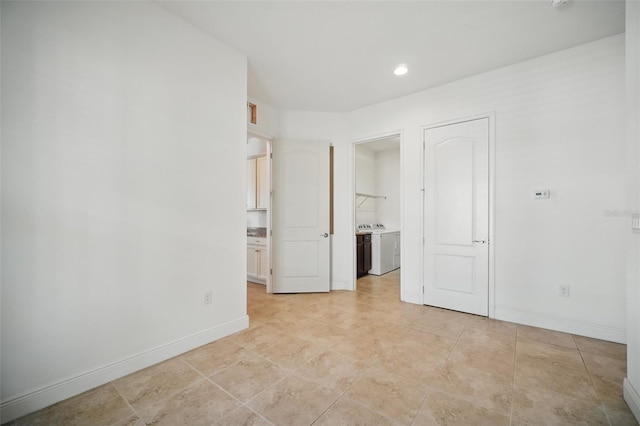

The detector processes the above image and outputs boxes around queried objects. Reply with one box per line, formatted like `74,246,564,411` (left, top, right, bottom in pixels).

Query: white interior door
423,118,489,316
272,139,330,293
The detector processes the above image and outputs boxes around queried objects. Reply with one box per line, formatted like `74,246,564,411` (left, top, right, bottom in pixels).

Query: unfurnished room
2,1,640,425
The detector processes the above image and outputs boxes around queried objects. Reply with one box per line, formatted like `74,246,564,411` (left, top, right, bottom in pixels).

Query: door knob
321,233,329,238
473,240,487,244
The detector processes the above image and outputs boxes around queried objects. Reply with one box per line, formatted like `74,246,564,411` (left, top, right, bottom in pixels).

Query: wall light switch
533,190,550,200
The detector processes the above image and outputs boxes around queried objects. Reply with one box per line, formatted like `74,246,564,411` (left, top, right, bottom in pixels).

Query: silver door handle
473,240,487,244
321,233,328,238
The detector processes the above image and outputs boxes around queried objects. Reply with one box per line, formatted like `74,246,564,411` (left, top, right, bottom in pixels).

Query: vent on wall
248,102,257,125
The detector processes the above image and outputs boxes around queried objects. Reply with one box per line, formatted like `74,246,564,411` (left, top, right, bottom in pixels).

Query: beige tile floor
8,270,638,426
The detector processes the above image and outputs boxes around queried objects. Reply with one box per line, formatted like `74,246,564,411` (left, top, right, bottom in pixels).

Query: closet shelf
355,192,387,208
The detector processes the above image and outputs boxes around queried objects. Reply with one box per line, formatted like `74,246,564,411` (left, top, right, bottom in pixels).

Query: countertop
247,227,267,237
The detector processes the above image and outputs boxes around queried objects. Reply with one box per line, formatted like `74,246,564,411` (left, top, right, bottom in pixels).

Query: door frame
351,130,404,294
421,112,496,318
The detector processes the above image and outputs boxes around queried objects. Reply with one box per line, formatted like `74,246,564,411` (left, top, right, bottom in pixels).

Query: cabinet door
247,246,258,278
257,248,269,281
247,159,257,209
356,236,364,277
256,156,269,209
363,240,372,273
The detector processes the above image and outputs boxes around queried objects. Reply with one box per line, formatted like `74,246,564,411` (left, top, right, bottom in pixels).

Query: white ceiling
158,1,625,112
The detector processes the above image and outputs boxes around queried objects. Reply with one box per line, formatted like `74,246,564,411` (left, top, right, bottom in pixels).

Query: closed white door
423,118,489,316
272,139,330,293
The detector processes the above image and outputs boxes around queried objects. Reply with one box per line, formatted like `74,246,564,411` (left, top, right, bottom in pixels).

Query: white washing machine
357,224,400,275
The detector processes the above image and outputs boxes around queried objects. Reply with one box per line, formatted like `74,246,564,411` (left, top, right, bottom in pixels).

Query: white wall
375,149,401,230
355,146,377,224
346,35,627,342
1,2,248,422
354,146,401,228
625,0,640,421
248,97,279,138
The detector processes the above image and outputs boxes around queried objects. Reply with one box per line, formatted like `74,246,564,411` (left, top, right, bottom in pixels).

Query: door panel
424,118,489,316
272,139,330,293
435,138,473,246
434,254,475,293
282,151,320,227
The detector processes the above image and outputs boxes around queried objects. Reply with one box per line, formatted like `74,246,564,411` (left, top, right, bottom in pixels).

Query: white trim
247,128,273,141
495,307,626,343
0,316,249,424
421,112,496,318
624,379,640,423
330,280,349,291
350,130,405,295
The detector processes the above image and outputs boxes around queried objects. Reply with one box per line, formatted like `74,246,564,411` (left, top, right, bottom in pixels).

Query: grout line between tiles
576,343,614,426
110,381,142,425
509,328,519,426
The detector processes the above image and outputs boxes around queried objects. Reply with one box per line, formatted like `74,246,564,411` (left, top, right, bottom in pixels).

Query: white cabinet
247,237,268,284
256,156,269,209
257,248,268,281
247,159,257,209
247,156,269,210
247,246,259,277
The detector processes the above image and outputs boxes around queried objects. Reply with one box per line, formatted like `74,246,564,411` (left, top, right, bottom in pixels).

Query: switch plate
533,190,550,200
204,290,212,305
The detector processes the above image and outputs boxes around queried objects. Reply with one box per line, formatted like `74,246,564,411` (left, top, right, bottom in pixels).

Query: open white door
423,118,489,316
272,139,330,293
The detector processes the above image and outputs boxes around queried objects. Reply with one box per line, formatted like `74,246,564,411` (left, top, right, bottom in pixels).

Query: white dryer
364,223,400,275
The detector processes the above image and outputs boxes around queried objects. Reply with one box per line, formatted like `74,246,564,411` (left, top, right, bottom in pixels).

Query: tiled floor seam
336,393,406,426
576,346,614,426
409,393,430,426
509,329,519,426
307,392,343,425
110,381,142,425
229,403,274,425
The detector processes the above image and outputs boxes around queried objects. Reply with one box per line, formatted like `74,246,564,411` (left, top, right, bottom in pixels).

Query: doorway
246,132,272,293
353,134,402,293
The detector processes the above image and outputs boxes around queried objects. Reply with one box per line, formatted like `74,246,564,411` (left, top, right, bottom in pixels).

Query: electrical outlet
559,285,570,297
204,290,212,305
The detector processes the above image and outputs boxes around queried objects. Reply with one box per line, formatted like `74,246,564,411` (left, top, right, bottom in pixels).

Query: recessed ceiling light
393,64,408,76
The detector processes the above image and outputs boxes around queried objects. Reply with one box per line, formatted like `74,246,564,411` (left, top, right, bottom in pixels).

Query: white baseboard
624,378,640,423
495,307,626,344
0,315,249,424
